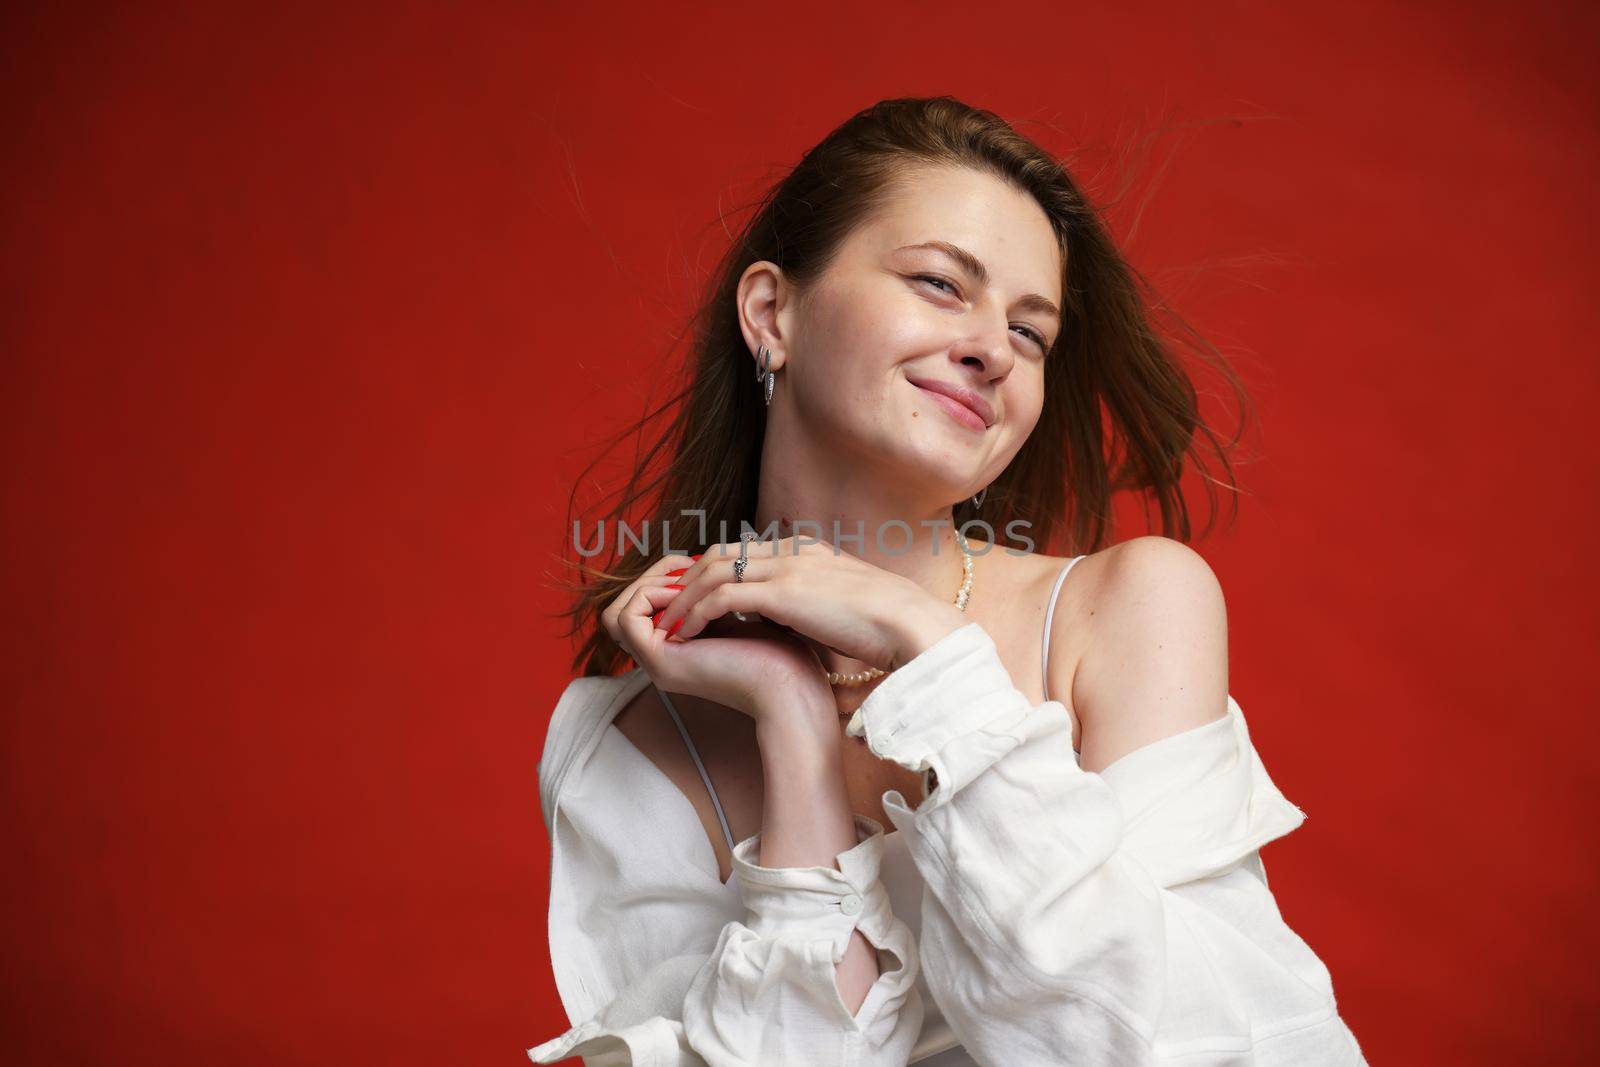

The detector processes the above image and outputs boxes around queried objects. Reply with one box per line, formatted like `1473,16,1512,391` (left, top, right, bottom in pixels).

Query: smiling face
772,164,1064,504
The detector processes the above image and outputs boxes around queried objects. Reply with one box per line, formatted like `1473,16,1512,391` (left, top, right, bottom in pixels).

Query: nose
950,314,1015,382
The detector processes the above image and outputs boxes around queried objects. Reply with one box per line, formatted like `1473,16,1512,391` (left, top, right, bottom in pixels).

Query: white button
840,894,862,916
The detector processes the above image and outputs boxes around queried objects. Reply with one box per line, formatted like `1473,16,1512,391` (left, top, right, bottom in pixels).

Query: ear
735,260,794,374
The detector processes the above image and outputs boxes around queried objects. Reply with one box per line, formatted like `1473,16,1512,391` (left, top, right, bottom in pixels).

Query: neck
750,444,976,682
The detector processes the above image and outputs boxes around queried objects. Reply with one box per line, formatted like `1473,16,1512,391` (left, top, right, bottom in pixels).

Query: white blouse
528,618,1367,1065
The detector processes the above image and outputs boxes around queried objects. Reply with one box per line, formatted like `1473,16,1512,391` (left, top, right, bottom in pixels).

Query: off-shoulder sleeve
844,621,1368,1065
527,814,924,1066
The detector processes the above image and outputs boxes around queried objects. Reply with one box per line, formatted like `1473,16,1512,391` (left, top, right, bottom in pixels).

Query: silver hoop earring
971,486,988,509
756,345,775,406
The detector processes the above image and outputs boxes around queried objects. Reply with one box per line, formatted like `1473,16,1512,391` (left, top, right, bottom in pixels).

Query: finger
622,580,684,621
601,554,698,639
657,553,775,637
617,583,685,660
674,536,786,598
658,533,795,634
668,582,770,644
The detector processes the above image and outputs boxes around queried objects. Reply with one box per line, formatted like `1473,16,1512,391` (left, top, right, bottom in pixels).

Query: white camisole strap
1042,555,1087,704
654,687,738,855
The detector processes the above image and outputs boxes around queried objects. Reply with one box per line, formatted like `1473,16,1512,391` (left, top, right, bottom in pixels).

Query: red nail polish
690,553,703,561
666,583,686,591
667,568,689,577
667,619,683,639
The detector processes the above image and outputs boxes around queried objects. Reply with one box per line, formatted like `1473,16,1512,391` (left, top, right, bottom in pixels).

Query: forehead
845,165,1063,293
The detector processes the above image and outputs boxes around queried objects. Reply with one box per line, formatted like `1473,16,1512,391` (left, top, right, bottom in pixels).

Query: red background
4,2,1597,1063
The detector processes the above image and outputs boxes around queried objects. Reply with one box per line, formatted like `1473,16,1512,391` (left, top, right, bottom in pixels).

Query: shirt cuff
729,813,895,961
843,621,1067,812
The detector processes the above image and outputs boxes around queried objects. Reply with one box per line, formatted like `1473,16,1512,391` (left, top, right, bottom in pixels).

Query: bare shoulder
1093,536,1227,613
1065,536,1231,774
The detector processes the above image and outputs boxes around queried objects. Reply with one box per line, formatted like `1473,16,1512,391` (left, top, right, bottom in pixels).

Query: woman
530,97,1367,1065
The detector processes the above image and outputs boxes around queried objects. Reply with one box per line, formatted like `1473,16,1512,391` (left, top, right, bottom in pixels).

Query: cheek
991,381,1047,455
821,275,938,355
1008,371,1047,423
805,312,925,396
799,286,882,367
842,296,924,359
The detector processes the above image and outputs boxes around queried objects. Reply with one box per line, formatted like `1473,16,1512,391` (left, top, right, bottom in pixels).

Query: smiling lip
906,376,995,430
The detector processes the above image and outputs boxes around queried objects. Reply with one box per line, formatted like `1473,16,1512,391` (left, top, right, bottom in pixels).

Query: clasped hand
600,536,968,731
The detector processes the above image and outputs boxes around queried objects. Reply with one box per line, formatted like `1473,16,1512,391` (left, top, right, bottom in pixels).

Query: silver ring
732,535,752,620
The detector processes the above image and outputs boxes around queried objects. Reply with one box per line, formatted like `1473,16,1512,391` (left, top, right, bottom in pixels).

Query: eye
913,274,959,296
1013,324,1048,349
914,274,1049,350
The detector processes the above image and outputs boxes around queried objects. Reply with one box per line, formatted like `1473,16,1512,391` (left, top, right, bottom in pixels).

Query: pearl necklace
826,531,975,688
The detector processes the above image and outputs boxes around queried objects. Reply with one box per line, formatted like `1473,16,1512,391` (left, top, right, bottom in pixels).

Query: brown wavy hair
551,96,1253,679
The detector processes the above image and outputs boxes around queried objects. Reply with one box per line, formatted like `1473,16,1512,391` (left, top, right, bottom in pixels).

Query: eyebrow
895,240,1062,322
